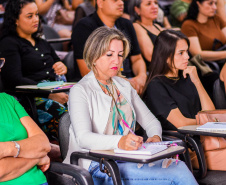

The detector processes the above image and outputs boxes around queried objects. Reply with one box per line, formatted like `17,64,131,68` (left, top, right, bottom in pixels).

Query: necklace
97,79,118,104
165,76,180,80
97,79,133,133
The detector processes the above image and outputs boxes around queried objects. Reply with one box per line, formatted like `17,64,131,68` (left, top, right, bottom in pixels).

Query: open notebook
196,122,226,131
114,143,168,155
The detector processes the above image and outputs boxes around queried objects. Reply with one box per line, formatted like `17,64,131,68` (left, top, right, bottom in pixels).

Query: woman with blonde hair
64,26,198,185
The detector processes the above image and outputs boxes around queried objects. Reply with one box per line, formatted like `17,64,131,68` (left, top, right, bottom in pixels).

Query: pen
121,119,146,149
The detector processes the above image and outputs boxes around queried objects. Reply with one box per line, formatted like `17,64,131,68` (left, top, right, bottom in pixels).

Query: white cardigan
64,71,162,170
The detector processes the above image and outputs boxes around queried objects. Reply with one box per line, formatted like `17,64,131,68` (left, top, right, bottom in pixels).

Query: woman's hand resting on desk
53,61,67,75
48,93,68,105
145,135,161,143
118,133,143,150
183,66,200,85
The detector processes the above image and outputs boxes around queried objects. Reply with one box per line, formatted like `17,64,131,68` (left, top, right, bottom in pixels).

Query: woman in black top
0,0,68,140
129,0,163,68
143,30,214,130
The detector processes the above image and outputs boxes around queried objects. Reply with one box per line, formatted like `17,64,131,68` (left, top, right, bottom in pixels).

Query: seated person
143,30,226,171
36,0,77,38
129,0,163,68
72,0,95,27
169,0,191,28
71,0,147,94
181,0,226,94
0,58,51,184
156,6,172,29
0,0,68,140
64,26,198,185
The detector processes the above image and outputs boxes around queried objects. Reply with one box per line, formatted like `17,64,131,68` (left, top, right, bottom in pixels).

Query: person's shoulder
213,14,221,20
113,76,131,86
0,35,20,45
176,0,188,5
171,0,183,8
117,17,132,24
71,72,95,92
150,76,163,83
0,93,16,103
181,19,198,32
213,14,224,23
147,76,166,89
133,22,146,34
74,13,98,29
72,13,98,41
182,19,196,27
117,17,133,28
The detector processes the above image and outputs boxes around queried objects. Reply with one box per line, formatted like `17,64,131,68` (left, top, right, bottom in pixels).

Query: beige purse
189,54,213,76
192,110,226,170
195,110,226,150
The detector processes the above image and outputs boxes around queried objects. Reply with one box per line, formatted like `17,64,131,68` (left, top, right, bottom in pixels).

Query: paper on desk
196,122,226,131
114,143,168,155
16,82,76,90
37,81,64,87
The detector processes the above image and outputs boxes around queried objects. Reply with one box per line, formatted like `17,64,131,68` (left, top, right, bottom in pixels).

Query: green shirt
170,0,190,27
0,93,47,185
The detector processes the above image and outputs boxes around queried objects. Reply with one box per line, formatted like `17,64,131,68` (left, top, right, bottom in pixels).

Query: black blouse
143,75,201,130
0,35,60,90
136,23,160,68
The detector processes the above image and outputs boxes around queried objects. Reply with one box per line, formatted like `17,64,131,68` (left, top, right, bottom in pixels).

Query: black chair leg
178,141,193,172
71,152,123,185
102,159,122,185
186,135,207,178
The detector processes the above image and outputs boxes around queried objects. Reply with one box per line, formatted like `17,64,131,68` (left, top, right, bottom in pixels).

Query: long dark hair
1,0,42,38
186,0,206,20
128,0,142,22
142,30,190,95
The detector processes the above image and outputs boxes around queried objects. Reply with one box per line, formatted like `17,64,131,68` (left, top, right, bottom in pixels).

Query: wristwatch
12,141,20,158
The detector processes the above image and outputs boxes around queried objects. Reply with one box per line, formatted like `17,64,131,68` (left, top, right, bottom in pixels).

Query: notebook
145,140,182,145
114,143,168,155
16,82,76,90
196,122,226,131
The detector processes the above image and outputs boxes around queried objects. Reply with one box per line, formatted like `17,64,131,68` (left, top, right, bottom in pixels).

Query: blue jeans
88,160,198,185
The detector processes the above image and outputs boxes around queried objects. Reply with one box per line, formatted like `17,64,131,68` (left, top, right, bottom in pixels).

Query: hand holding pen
118,133,144,151
121,119,146,149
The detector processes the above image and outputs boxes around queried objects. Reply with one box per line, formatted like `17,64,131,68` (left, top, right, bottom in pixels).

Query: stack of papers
114,143,168,155
196,122,226,131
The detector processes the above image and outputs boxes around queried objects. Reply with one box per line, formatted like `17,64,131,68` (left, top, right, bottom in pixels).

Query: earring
93,63,96,66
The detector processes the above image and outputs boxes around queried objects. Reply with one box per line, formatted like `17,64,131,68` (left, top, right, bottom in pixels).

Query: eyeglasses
0,58,5,69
